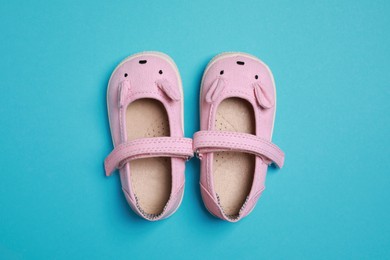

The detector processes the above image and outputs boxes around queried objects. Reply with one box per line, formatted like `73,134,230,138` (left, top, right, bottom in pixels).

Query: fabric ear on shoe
253,82,274,109
205,77,226,103
156,79,181,101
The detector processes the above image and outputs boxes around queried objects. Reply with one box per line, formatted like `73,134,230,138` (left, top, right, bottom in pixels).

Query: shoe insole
126,99,171,216
213,98,255,217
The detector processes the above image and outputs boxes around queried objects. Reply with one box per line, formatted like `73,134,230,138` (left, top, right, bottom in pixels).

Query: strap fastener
193,130,285,168
104,137,194,176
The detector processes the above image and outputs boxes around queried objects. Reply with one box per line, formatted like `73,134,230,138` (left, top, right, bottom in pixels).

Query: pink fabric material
105,51,187,221
104,137,193,176
205,77,226,103
197,52,284,222
156,79,181,101
193,130,284,168
253,82,275,109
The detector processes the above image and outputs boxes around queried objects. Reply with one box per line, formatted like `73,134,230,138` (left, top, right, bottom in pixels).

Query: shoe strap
193,130,284,168
104,137,193,176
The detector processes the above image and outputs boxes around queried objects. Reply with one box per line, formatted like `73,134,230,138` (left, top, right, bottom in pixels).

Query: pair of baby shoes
104,51,285,222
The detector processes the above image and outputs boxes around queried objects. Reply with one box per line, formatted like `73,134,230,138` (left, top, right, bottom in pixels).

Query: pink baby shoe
104,52,193,221
193,52,285,222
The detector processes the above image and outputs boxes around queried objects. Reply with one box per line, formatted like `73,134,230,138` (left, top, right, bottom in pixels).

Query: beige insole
126,99,171,216
213,98,255,217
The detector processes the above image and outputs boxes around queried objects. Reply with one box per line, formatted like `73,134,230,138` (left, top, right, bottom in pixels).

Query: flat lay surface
0,0,389,259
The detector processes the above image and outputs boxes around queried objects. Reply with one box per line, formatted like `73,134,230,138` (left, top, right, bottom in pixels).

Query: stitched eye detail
255,75,259,80
159,70,163,74
124,73,128,77
220,70,224,75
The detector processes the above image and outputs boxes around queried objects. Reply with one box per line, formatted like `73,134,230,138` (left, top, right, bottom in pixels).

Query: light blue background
1,0,389,259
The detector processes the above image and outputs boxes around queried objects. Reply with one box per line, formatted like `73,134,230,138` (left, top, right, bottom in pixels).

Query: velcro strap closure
104,137,194,176
193,130,285,168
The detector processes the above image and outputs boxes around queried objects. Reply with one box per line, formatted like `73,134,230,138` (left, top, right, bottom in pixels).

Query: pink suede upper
105,52,188,221
195,52,284,222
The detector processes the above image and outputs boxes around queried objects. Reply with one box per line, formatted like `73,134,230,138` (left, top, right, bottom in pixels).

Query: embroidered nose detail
205,77,225,103
253,82,274,109
156,79,181,101
118,80,131,108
